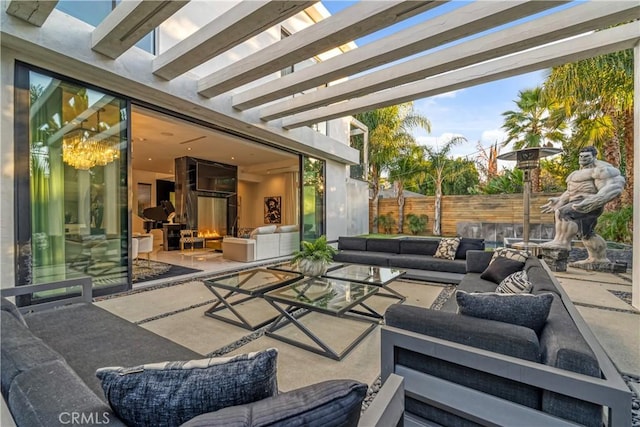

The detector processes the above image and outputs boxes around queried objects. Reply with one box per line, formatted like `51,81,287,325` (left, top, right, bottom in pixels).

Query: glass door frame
13,61,132,299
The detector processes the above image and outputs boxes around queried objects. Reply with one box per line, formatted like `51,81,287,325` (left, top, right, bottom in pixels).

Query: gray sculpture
541,146,625,265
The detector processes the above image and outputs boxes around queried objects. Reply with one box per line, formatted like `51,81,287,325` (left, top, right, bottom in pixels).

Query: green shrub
406,213,428,235
373,213,396,234
595,206,632,244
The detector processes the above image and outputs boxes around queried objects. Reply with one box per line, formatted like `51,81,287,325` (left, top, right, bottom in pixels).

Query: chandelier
62,109,120,170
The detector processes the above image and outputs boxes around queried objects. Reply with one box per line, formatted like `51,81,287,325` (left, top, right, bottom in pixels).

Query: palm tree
355,104,430,233
421,136,466,236
501,87,566,192
543,49,633,207
387,143,425,233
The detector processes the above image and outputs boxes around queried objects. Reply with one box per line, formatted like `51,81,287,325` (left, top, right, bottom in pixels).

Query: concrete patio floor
95,259,639,417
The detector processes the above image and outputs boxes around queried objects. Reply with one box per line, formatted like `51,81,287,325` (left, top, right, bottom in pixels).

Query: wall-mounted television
196,161,236,193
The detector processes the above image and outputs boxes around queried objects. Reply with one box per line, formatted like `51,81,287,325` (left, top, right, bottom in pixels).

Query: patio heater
497,147,562,251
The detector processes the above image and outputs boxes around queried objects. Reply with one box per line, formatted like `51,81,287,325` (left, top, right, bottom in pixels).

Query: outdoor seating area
1,246,637,426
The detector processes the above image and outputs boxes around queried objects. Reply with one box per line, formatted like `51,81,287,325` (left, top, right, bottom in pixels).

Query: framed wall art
264,196,281,224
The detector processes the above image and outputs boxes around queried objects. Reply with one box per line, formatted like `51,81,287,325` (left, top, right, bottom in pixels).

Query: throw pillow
490,247,530,264
96,349,278,427
480,256,525,284
433,237,461,260
249,225,278,238
182,380,368,427
456,290,554,333
496,270,533,294
276,224,299,233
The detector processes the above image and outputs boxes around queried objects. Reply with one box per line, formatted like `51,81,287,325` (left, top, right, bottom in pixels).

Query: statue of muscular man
541,146,625,264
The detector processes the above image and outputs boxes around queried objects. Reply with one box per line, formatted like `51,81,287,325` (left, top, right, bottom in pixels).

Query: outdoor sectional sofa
382,250,632,426
333,236,485,283
0,279,402,427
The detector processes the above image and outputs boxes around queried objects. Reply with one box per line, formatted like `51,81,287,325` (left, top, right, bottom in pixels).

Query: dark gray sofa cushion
24,303,203,398
1,311,64,396
456,291,553,334
8,359,124,427
385,305,541,410
539,296,602,427
388,254,466,274
182,380,367,427
386,305,541,362
337,236,367,251
399,238,440,256
455,238,485,260
526,259,560,295
333,250,389,267
366,238,400,253
465,250,494,273
96,349,278,427
1,297,27,327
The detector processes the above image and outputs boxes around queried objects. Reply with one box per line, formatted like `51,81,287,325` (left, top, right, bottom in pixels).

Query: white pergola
3,0,640,308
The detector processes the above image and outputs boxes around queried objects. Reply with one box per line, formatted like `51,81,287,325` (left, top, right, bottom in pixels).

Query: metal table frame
203,269,301,330
263,278,382,360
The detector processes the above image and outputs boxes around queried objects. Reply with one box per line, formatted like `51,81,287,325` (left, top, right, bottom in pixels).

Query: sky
320,1,559,161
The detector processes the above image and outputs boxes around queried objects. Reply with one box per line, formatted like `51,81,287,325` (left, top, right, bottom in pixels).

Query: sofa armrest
466,250,493,273
358,374,404,427
380,325,632,427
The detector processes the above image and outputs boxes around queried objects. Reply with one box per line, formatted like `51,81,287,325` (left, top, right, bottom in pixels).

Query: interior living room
130,106,303,270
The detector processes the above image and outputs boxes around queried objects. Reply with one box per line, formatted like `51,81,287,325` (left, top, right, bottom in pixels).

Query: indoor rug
133,260,202,283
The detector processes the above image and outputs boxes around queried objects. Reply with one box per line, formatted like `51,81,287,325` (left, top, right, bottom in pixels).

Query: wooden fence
371,193,561,237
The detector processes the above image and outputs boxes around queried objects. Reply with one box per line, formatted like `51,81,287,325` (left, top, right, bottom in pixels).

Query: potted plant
291,235,337,276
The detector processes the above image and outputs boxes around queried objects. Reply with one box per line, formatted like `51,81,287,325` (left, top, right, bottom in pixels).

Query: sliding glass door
301,157,325,241
15,65,129,300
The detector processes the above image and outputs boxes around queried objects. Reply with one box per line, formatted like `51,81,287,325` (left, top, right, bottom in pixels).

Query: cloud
479,129,507,145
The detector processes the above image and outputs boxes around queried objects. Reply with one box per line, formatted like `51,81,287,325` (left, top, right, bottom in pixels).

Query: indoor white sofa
222,225,300,262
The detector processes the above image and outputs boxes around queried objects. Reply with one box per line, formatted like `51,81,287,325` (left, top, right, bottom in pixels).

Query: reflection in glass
25,69,128,297
302,157,325,242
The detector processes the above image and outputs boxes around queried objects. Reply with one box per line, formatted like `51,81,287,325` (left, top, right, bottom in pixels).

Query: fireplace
197,196,227,239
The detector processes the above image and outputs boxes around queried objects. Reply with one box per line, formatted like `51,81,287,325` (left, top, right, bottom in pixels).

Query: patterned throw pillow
490,247,530,264
433,237,461,260
496,270,533,294
96,349,278,427
456,291,553,333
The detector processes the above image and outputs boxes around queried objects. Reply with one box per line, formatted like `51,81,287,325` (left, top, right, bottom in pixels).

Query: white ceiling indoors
131,107,298,179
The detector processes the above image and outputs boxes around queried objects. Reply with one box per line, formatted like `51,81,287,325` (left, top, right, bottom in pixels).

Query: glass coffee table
263,277,381,360
322,264,406,302
203,268,302,330
267,261,344,274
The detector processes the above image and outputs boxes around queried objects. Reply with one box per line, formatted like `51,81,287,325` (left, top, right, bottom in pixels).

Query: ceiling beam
197,0,446,98
152,1,315,81
92,0,189,59
233,0,566,111
263,1,639,121
281,23,640,129
5,0,58,27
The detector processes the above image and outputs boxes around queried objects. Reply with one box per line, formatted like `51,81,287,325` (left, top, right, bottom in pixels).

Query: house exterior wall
0,5,367,288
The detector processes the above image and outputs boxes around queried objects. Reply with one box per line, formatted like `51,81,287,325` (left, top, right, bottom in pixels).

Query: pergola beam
233,0,565,111
197,0,445,98
264,1,639,122
281,23,640,129
5,0,58,27
152,1,315,81
92,0,189,59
